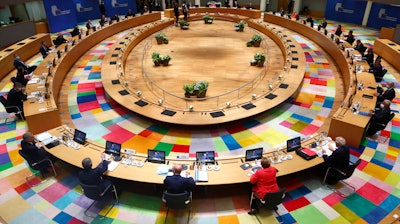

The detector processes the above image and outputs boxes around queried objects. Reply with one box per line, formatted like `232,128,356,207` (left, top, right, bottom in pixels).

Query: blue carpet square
70,80,79,84
287,185,312,200
221,135,242,150
6,137,16,143
371,158,393,170
366,140,378,149
362,206,388,224
100,103,112,111
77,94,97,104
322,97,334,108
53,191,80,210
59,173,80,189
71,113,82,119
291,114,313,123
380,194,400,212
53,211,73,224
88,72,101,80
389,139,400,148
243,119,261,129
84,66,93,70
20,188,36,200
281,213,296,224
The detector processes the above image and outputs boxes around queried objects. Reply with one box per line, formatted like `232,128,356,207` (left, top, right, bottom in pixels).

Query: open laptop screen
147,149,166,164
105,141,121,156
287,137,301,152
245,148,263,161
196,151,215,164
73,129,86,145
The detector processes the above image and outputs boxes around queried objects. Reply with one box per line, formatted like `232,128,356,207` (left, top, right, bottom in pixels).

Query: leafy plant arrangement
155,33,169,44
161,55,171,66
152,52,161,66
251,52,266,67
178,20,190,30
183,83,195,97
203,14,215,24
183,81,209,98
235,20,246,32
247,34,262,47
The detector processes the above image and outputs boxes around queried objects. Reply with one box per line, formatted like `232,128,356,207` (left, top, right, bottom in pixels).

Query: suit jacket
78,160,109,186
354,42,366,54
40,45,49,58
21,140,48,164
378,88,395,102
323,145,350,172
71,27,80,37
363,53,374,66
164,174,195,194
250,166,279,199
369,64,383,77
13,58,28,70
346,35,355,45
373,107,391,123
335,29,342,36
321,21,327,28
7,88,27,110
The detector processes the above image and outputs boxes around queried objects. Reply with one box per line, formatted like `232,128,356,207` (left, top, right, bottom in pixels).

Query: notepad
194,169,208,182
108,161,120,171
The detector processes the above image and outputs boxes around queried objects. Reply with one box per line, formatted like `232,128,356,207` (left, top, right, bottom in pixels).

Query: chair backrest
18,149,38,170
342,159,362,179
163,191,190,210
80,182,104,200
262,187,286,209
0,95,7,107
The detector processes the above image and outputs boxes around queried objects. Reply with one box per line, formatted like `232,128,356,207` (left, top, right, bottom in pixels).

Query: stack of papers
194,169,208,182
107,161,119,171
27,78,39,85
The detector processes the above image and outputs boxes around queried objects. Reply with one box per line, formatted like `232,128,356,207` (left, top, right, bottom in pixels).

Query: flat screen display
73,129,86,145
147,149,166,164
287,137,301,152
105,141,121,156
196,151,215,164
245,148,263,161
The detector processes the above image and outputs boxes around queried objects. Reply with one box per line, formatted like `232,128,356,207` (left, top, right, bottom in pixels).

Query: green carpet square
290,204,329,223
341,193,376,217
154,142,173,156
332,202,360,223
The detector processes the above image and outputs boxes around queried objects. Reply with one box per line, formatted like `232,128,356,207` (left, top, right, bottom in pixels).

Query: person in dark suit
6,82,27,119
363,47,374,66
322,136,350,185
376,82,396,103
39,41,51,58
53,33,67,46
366,99,392,135
306,15,314,28
99,0,106,15
368,57,384,81
288,0,294,13
164,164,195,198
70,25,80,37
100,14,107,27
345,30,355,45
353,39,366,54
321,18,327,29
334,24,342,36
173,0,179,25
248,157,279,215
13,55,37,74
21,132,56,174
125,9,134,18
79,155,113,192
14,67,30,86
111,13,120,22
182,1,188,21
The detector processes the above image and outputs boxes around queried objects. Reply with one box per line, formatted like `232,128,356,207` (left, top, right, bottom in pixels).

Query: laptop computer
287,137,301,152
147,149,166,164
196,151,215,164
245,148,263,161
73,129,86,145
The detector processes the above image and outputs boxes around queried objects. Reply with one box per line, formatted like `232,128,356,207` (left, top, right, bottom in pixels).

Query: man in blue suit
164,164,195,197
13,55,37,74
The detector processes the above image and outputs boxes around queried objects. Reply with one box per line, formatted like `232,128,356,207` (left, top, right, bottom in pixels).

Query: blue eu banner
74,0,100,23
325,0,366,25
367,3,400,29
104,0,136,17
44,0,77,33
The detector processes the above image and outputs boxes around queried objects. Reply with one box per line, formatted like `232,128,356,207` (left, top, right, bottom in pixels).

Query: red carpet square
356,183,389,205
172,144,190,153
322,193,344,206
14,182,31,194
283,196,310,212
103,125,135,143
38,182,70,203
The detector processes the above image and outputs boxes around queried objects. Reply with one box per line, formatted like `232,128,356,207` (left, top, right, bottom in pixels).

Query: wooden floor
124,20,285,110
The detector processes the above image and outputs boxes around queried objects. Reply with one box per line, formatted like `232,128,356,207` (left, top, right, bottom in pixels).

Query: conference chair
0,95,24,123
375,68,388,83
162,191,192,224
368,112,395,143
80,182,119,219
18,150,57,187
249,188,286,224
323,159,362,197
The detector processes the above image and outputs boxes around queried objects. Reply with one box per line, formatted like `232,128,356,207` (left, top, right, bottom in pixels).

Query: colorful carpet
0,19,400,224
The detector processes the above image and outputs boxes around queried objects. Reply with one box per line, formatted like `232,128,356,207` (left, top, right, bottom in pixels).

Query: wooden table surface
164,7,262,19
374,38,400,72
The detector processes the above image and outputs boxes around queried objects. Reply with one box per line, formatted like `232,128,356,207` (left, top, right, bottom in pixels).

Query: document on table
108,161,120,171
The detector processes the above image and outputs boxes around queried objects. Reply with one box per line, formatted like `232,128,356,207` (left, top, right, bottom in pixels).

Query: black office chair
80,182,119,219
0,95,24,123
368,112,395,143
374,68,388,82
250,188,286,224
323,159,362,197
18,150,57,186
162,191,192,224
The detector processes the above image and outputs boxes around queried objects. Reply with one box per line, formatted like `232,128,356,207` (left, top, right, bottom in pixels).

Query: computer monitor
196,151,215,164
147,149,166,164
287,137,301,152
105,141,121,156
245,148,263,161
73,129,86,145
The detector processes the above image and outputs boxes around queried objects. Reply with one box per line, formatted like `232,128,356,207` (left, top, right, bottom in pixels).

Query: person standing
182,1,188,21
173,0,180,25
248,157,279,215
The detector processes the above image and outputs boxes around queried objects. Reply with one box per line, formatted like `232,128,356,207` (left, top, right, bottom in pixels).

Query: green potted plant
155,33,167,45
251,34,262,47
203,14,215,24
235,20,246,32
253,52,266,67
161,55,171,66
246,41,253,47
179,20,190,30
152,52,160,66
194,81,209,98
183,83,194,98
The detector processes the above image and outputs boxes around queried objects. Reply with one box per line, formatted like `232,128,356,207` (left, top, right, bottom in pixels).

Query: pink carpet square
280,121,293,128
357,160,368,170
78,101,100,112
0,144,6,153
103,126,135,143
38,182,70,203
300,124,319,135
77,83,96,92
68,217,87,224
369,177,394,193
322,193,344,206
283,196,310,212
356,182,389,205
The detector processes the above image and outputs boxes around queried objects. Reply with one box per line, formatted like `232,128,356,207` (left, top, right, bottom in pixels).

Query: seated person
39,41,51,58
376,82,396,103
279,7,285,16
232,0,239,8
70,24,80,37
322,136,350,185
362,47,374,66
125,9,134,18
13,54,37,74
345,30,355,44
14,66,30,86
100,15,107,27
86,20,95,32
164,164,195,198
6,82,27,119
53,33,67,46
79,155,113,192
306,15,314,28
290,11,297,19
111,13,120,22
248,157,279,215
353,39,366,54
368,57,384,80
320,18,327,29
366,99,392,136
21,132,56,174
334,24,342,36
